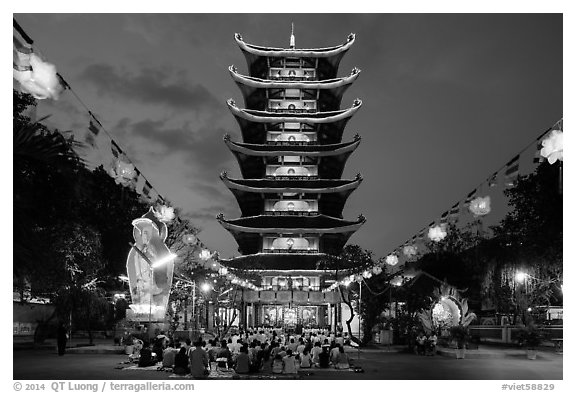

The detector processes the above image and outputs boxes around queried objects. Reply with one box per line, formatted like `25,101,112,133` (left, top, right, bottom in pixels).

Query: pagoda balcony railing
266,141,317,146
267,108,318,114
267,76,318,82
262,248,319,254
260,285,321,292
265,175,318,181
264,211,318,216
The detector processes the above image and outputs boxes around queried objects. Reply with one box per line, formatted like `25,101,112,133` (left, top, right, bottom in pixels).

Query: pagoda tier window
268,99,317,113
266,165,318,179
267,122,315,132
266,156,315,165
268,67,316,81
263,236,319,254
264,199,318,215
267,132,316,144
262,276,320,292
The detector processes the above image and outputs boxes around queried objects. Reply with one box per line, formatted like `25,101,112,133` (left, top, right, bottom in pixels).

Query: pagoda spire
289,22,295,49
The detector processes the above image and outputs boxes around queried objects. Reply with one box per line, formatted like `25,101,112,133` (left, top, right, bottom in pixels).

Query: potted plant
516,325,543,360
449,324,470,359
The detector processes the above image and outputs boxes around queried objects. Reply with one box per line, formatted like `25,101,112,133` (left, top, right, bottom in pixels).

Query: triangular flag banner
504,155,520,187
89,119,100,136
440,211,448,224
533,141,544,164
449,202,460,221
111,140,122,158
465,189,477,205
488,172,499,187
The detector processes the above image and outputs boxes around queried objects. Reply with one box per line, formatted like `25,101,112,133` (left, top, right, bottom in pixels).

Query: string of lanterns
377,119,562,270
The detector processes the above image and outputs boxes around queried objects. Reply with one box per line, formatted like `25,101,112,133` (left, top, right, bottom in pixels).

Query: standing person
57,322,68,356
189,340,209,378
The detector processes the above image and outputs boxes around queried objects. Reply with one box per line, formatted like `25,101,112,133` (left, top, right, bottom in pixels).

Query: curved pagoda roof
217,213,365,255
235,33,356,80
224,134,361,179
229,65,360,111
220,253,329,271
227,98,362,145
220,173,362,218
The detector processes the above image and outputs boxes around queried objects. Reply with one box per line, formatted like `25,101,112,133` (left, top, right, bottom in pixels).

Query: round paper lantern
182,233,197,245
13,53,64,100
403,245,417,258
428,225,447,242
199,249,211,261
469,196,491,216
385,254,399,266
154,205,176,223
540,130,563,164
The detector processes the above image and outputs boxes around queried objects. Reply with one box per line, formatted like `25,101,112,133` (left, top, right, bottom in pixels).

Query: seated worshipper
299,348,313,369
138,341,156,367
296,338,306,355
329,344,341,367
415,332,426,355
128,338,143,362
189,340,210,378
234,345,251,374
272,354,284,374
282,349,299,374
319,346,331,368
152,337,164,363
311,341,322,366
334,345,350,369
162,343,178,369
260,345,273,373
173,347,190,375
208,340,220,364
217,340,233,369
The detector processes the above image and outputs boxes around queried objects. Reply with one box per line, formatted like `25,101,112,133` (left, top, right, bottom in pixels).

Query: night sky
12,13,563,262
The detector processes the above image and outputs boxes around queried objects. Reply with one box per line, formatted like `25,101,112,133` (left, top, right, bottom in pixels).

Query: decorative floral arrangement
540,129,563,164
469,196,491,216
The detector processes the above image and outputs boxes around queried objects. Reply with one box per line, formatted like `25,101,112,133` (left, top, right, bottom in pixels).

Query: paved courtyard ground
12,345,563,381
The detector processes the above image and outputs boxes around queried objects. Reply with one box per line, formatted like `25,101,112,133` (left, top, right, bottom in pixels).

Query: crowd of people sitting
125,328,354,377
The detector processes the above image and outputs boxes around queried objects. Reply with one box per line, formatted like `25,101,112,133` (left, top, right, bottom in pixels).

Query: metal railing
262,248,319,254
263,211,318,216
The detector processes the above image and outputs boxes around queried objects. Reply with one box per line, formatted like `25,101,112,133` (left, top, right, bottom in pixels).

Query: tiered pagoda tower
218,30,364,330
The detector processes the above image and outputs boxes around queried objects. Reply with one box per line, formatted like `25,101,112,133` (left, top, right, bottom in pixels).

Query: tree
317,244,375,345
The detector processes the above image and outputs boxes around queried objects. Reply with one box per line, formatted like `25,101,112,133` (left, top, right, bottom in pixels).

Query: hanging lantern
199,249,211,261
403,245,417,258
211,262,220,272
469,196,491,216
226,273,234,281
355,274,363,283
372,265,383,275
154,205,176,223
109,159,136,186
386,254,399,266
182,233,197,245
540,130,563,164
428,224,447,242
13,53,64,100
